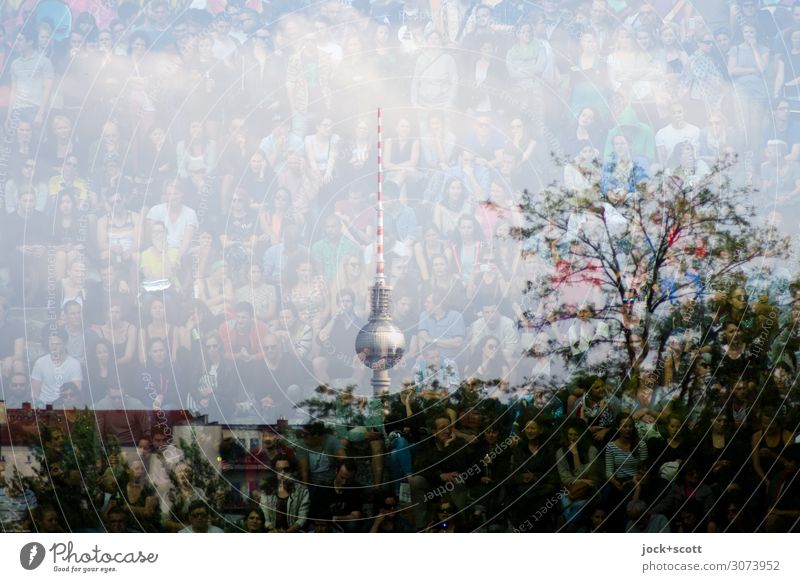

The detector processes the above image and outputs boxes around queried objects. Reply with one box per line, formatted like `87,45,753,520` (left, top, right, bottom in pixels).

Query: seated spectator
260,455,310,533
467,301,519,362
417,290,466,361
138,297,179,365
195,260,235,324
600,133,649,197
235,263,277,323
311,214,360,283
188,331,240,424
314,459,364,532
178,500,223,533
146,183,198,259
0,296,25,383
92,297,137,369
137,338,183,410
413,342,460,395
4,158,47,214
314,289,367,388
31,328,83,406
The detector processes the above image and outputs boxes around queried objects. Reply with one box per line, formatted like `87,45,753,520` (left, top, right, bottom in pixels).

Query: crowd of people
2,0,800,533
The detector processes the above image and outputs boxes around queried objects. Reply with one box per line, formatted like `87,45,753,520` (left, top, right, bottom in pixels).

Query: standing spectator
6,26,54,128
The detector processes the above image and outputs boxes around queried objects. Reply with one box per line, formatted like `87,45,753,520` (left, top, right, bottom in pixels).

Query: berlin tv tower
355,108,406,396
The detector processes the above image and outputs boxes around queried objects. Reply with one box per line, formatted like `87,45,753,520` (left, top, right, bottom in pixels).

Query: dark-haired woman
557,418,601,527
260,455,310,533
242,506,267,533
508,417,561,532
603,414,648,531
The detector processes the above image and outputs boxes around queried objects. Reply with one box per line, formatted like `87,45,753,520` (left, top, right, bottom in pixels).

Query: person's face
151,225,166,246
41,510,61,532
318,118,333,136
236,310,253,331
713,415,728,433
149,342,167,365
59,194,74,215
742,26,757,42
437,502,453,521
10,374,28,398
107,513,127,532
150,300,164,321
48,336,65,357
482,305,499,327
579,32,598,54
432,257,447,277
613,136,629,158
774,366,788,388
434,418,452,444
395,119,412,139
18,192,35,216
776,101,791,121
249,153,266,173
730,288,747,310
94,343,112,368
715,32,730,54
324,217,340,238
523,420,541,440
447,179,463,200
742,1,757,16
263,338,281,359
458,219,474,239
167,187,183,207
334,464,353,487
189,507,210,530
590,382,605,400
660,27,676,46
22,159,35,178
339,289,355,310
517,25,532,43
17,122,32,143
245,511,264,531
667,418,681,438
296,262,312,281
54,118,71,141
578,307,591,321
619,420,633,438
671,105,685,125
65,304,82,327
635,31,652,50
590,1,606,22
591,509,607,529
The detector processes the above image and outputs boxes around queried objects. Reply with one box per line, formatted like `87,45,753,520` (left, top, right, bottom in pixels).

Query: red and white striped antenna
376,107,385,282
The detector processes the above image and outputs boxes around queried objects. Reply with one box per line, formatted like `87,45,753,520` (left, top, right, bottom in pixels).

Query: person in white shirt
31,328,82,406
146,184,198,259
468,302,520,362
655,103,700,164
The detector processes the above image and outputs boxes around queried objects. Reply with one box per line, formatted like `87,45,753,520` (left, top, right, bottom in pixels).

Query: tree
512,154,790,397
